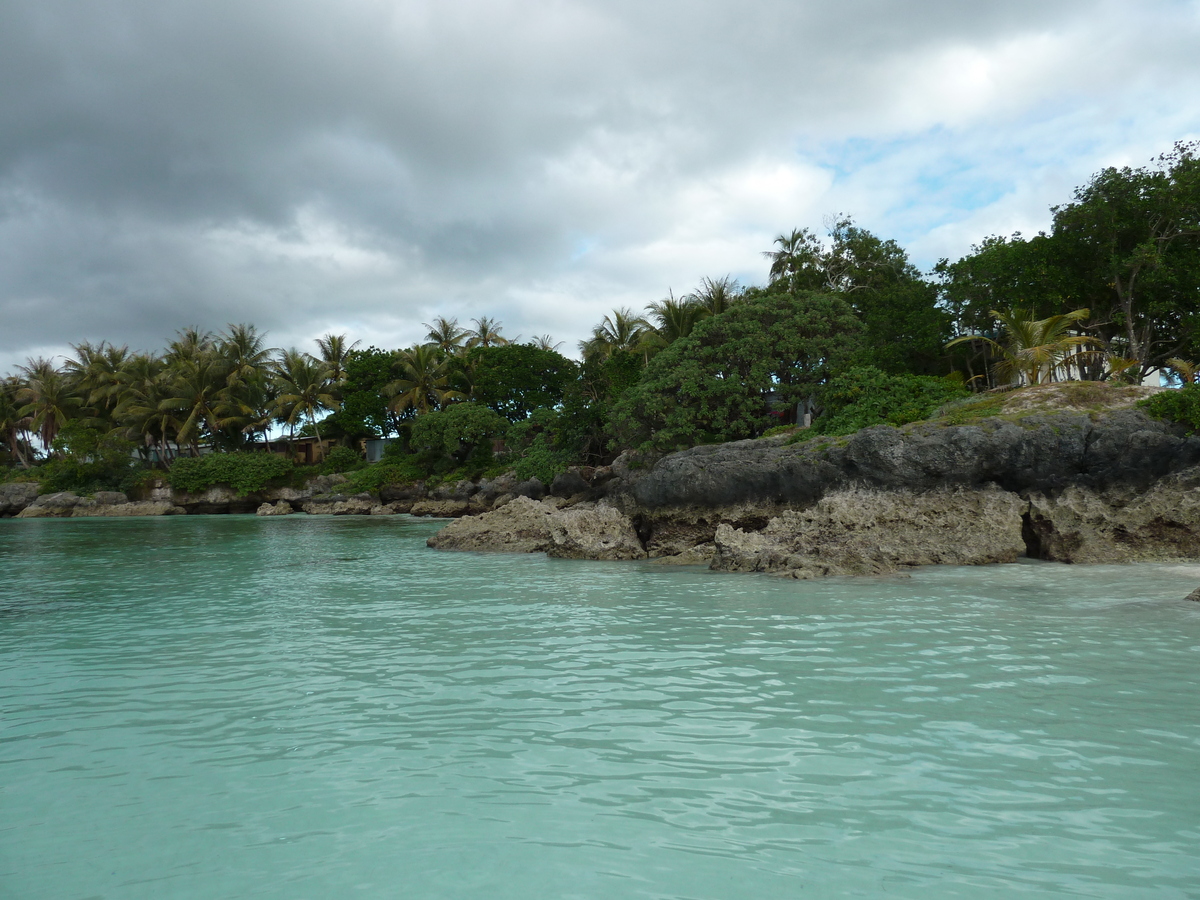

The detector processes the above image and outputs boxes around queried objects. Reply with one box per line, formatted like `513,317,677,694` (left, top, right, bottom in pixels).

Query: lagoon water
2,515,1200,900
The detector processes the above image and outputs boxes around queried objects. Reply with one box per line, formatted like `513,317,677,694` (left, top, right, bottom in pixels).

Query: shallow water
2,515,1199,899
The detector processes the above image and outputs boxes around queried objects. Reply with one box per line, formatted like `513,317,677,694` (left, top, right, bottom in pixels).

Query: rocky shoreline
7,408,1200,584
430,408,1200,578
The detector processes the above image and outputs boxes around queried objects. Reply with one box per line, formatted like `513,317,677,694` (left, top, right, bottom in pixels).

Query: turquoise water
2,516,1200,900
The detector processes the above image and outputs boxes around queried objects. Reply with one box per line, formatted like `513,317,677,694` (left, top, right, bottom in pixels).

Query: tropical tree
0,377,33,467
580,308,649,360
161,352,229,454
113,354,179,466
688,276,743,316
644,293,705,351
424,317,469,356
384,344,464,415
272,349,337,444
465,316,510,349
315,333,361,385
16,358,81,454
946,307,1103,386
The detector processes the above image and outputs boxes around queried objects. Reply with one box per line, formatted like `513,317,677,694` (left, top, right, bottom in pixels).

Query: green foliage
37,422,138,494
508,408,575,483
609,290,863,452
169,452,295,496
814,367,968,435
468,344,578,421
409,402,509,460
319,444,365,474
1139,384,1200,432
343,457,428,493
319,347,397,440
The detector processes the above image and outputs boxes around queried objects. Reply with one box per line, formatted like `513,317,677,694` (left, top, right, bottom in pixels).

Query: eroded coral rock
428,495,559,553
711,487,1027,578
1026,469,1200,563
256,501,295,516
547,503,646,560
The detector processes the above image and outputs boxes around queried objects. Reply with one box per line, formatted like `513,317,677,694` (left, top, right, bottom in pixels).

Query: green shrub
169,452,295,496
1139,384,1200,431
815,367,968,436
320,445,365,474
38,423,138,494
410,403,509,459
343,457,428,493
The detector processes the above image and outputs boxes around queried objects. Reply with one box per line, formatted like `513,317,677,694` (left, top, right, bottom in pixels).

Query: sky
2,0,1199,374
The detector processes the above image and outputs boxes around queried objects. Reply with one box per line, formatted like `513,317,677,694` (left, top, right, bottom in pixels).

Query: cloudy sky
2,0,1198,373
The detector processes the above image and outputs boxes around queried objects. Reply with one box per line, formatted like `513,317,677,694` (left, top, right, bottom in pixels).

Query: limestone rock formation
1026,469,1200,563
547,503,647,560
709,487,1027,578
0,482,39,516
256,501,295,516
426,495,561,553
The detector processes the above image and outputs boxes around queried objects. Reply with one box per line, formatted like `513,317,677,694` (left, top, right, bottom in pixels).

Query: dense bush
319,444,365,474
609,290,863,451
409,402,509,460
169,452,295,496
814,367,968,435
1139,384,1200,431
37,423,138,494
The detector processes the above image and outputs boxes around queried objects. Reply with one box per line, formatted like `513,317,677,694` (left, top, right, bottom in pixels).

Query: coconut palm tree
315,333,360,384
1166,358,1200,385
645,293,705,348
580,308,649,360
161,353,229,454
384,344,464,414
465,316,510,349
688,275,742,317
529,335,563,352
0,377,33,467
424,317,469,356
16,358,81,454
272,349,337,445
114,354,179,466
64,341,131,426
947,307,1103,386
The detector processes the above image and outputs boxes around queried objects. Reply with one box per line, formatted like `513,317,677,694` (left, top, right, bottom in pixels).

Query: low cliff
431,407,1200,577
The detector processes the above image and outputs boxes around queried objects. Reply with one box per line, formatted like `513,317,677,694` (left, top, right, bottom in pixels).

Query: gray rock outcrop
0,482,39,516
256,501,295,516
547,504,647,560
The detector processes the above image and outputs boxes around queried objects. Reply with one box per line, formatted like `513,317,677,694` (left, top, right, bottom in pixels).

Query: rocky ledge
428,408,1200,578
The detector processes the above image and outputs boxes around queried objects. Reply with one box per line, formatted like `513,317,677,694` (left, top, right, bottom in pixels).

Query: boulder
651,543,717,566
74,501,185,517
711,486,1027,578
15,491,82,517
409,499,471,518
256,501,295,516
92,491,129,505
301,495,373,515
0,482,39,516
547,504,647,560
427,496,560,553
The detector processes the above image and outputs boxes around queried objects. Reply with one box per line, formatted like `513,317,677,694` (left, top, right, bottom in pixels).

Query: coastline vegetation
3,142,1198,496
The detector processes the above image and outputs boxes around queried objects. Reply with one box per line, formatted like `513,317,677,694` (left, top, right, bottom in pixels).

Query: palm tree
1166,358,1200,385
161,353,229,454
64,341,131,425
529,335,563,352
465,316,510,349
384,344,464,414
219,324,274,387
688,276,742,317
580,308,649,360
114,354,179,466
763,228,821,289
947,307,1103,387
272,349,337,445
645,293,705,348
16,358,81,453
315,333,360,384
166,327,215,365
0,377,33,467
424,317,469,356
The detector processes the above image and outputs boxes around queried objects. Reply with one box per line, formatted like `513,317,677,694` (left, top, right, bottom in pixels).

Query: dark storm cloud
1,0,1197,369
